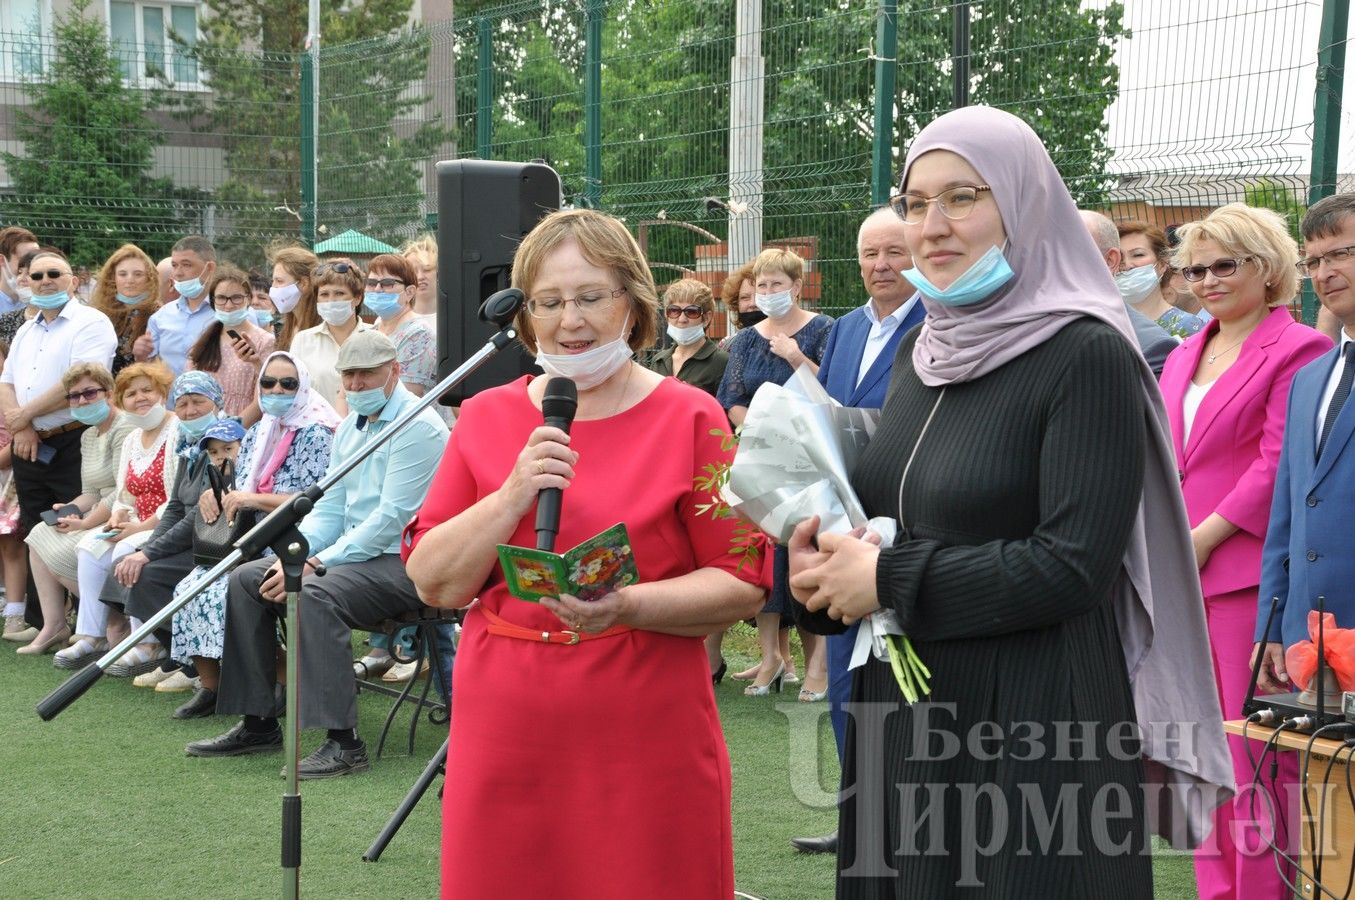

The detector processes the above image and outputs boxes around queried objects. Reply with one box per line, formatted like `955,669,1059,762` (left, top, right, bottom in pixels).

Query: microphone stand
36,288,525,899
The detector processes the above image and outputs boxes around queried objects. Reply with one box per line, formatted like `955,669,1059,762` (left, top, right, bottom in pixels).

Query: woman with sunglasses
366,254,437,399
1159,203,1331,900
646,279,728,398
20,363,134,655
186,266,275,426
168,352,338,718
289,259,372,411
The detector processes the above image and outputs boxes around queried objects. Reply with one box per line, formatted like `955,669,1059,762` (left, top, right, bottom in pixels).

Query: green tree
1244,179,1306,244
1,0,185,265
177,0,453,260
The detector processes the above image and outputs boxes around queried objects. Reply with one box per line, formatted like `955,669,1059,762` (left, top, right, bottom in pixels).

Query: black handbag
192,459,254,567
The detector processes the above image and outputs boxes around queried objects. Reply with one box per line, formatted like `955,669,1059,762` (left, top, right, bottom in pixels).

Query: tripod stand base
363,738,448,862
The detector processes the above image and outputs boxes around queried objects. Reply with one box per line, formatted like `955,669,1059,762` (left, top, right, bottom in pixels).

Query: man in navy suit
790,206,925,855
1253,193,1355,691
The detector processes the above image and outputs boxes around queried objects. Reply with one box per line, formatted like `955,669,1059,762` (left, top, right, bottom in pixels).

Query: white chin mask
535,314,634,391
124,405,168,431
666,321,706,346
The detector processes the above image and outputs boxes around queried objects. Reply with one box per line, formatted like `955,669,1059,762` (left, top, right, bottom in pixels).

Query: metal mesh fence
0,0,1347,301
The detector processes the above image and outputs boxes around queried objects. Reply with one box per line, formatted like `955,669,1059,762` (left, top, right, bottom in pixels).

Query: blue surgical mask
363,291,404,319
70,399,111,426
174,277,205,300
260,394,295,418
1116,265,1160,306
215,307,250,328
249,308,276,328
900,244,1014,307
30,290,70,310
116,292,149,306
345,385,391,417
754,290,794,319
178,410,219,438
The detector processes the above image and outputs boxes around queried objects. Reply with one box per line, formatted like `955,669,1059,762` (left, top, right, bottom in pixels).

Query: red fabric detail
1285,610,1355,693
124,445,168,522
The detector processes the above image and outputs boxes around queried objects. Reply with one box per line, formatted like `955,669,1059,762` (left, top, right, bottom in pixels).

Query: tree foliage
1,0,185,266
1244,179,1306,244
177,0,453,261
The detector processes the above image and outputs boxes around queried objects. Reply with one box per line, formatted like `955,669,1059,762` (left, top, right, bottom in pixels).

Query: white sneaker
154,669,198,693
133,666,177,688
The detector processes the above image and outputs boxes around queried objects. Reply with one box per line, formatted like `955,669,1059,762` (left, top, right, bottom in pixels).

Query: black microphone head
479,288,525,327
542,377,577,425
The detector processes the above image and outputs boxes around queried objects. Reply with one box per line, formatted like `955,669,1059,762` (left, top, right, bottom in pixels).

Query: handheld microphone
535,377,577,551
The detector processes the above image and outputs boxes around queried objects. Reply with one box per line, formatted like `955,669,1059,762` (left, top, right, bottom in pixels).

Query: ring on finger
536,459,546,475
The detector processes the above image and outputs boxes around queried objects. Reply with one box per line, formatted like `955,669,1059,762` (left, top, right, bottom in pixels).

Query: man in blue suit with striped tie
1253,192,1355,692
790,206,925,855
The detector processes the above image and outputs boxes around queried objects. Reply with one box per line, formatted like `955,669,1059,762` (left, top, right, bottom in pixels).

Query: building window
109,1,197,87
1,0,47,78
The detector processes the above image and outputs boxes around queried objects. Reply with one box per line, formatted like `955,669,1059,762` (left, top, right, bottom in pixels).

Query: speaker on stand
434,159,562,405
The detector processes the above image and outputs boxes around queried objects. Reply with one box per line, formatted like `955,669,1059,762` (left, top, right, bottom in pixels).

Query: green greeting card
497,522,639,603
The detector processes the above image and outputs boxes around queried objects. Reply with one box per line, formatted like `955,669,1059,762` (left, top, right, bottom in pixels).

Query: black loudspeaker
435,159,561,403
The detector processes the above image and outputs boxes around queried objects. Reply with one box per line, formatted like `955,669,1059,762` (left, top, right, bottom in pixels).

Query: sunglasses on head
29,269,69,281
316,261,358,275
259,376,300,391
65,387,106,403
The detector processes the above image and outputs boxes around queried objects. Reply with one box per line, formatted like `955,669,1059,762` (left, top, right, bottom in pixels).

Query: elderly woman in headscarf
168,351,338,719
787,106,1233,897
97,370,229,682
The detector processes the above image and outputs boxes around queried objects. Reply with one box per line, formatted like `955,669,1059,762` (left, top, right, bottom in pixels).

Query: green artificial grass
1,638,1198,898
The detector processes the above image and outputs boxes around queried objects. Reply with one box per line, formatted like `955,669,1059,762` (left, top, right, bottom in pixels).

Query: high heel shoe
743,662,786,697
16,626,72,656
711,660,728,685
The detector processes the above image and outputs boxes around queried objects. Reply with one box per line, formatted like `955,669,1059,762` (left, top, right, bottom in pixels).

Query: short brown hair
1117,220,1169,261
510,209,658,354
1172,203,1301,308
61,362,115,394
172,235,216,262
721,261,755,310
368,253,417,288
751,247,804,284
0,226,37,261
312,257,365,297
663,279,715,316
114,360,174,406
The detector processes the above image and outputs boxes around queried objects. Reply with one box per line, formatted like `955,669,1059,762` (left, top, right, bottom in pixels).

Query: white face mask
124,405,168,431
1115,265,1160,306
535,314,634,391
755,289,794,319
666,321,706,346
269,282,302,314
317,300,354,326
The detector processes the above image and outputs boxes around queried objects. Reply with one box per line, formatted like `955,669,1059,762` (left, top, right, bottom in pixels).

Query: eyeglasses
526,287,627,319
1180,257,1256,282
365,278,405,290
213,292,249,308
65,387,106,403
889,185,993,224
259,376,301,391
1297,245,1355,277
28,269,70,282
665,304,706,320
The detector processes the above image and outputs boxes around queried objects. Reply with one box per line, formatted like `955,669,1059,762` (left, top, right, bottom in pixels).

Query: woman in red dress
404,209,768,900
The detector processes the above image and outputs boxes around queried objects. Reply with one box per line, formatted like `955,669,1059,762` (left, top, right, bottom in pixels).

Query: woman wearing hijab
99,370,229,681
788,107,1232,897
169,352,338,718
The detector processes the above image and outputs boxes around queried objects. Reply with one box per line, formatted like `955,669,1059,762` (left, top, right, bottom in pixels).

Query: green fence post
584,0,603,208
476,16,493,159
300,48,317,245
871,0,898,207
1304,0,1349,324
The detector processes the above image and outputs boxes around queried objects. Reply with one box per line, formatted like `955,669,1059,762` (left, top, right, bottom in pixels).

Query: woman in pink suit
1161,202,1332,900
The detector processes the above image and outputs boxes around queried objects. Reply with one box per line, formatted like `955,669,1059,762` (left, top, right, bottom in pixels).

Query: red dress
404,375,768,900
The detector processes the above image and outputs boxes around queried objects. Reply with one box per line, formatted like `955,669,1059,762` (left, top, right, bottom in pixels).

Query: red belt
479,606,631,646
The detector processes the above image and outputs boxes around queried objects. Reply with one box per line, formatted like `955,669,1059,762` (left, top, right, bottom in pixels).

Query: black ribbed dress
797,318,1154,898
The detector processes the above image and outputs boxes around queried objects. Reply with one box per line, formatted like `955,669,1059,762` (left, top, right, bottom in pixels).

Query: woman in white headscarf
168,351,338,719
788,106,1233,898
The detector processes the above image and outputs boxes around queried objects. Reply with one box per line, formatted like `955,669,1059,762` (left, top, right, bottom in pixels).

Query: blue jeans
368,622,456,702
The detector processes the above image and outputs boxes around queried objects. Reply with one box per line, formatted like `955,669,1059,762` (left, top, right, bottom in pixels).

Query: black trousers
12,426,85,628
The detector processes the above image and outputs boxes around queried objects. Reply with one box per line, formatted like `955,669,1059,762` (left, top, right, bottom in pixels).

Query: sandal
353,654,395,680
105,644,168,678
54,637,108,671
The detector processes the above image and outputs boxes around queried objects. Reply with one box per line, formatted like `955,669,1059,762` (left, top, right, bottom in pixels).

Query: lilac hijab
902,106,1233,849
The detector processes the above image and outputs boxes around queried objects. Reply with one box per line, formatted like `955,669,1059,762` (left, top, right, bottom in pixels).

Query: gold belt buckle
560,630,580,645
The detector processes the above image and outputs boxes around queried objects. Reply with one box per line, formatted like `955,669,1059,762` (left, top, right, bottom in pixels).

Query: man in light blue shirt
191,330,450,777
135,235,217,374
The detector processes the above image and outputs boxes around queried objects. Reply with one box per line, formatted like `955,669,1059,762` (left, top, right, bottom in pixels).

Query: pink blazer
1160,305,1332,597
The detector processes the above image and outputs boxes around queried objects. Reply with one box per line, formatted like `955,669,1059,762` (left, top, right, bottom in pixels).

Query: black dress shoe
790,831,838,854
293,738,370,780
173,687,217,720
185,720,283,757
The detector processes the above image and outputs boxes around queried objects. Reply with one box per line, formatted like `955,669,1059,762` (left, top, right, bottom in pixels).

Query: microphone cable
1302,722,1355,893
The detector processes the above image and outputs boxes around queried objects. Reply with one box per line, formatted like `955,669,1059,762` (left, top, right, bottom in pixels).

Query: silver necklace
1206,335,1246,364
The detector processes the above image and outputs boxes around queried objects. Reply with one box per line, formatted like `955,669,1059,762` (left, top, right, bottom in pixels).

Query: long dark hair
187,265,250,373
